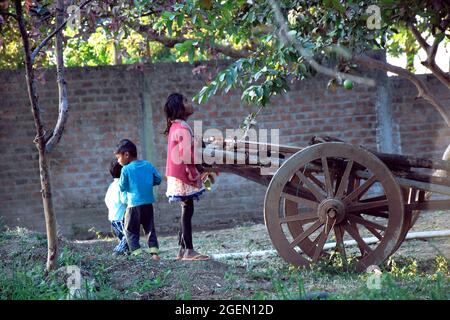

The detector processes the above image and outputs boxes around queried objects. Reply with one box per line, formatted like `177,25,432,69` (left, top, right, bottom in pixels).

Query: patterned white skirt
166,176,205,203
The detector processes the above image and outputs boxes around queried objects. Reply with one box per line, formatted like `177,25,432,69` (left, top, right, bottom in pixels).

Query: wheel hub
317,198,346,223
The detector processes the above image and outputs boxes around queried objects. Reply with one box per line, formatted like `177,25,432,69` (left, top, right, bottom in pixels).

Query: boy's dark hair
109,159,122,178
115,139,137,157
164,93,186,135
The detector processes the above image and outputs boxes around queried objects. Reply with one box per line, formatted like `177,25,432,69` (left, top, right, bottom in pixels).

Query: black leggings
178,199,194,250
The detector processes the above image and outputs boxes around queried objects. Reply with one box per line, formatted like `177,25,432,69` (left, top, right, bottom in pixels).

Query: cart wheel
264,142,405,272
396,187,422,249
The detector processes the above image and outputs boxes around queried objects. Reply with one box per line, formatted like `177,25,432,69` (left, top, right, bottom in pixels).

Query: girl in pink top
164,93,209,261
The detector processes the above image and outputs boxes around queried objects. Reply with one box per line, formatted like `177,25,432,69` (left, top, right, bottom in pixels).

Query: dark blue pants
124,204,159,252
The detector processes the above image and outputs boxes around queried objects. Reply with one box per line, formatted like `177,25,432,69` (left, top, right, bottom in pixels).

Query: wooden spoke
284,182,319,201
347,214,387,231
296,171,326,202
336,160,354,199
343,175,377,204
360,195,387,203
321,157,333,197
359,211,389,219
305,171,326,192
281,192,319,209
343,222,373,255
311,233,321,247
289,220,323,249
347,172,361,194
279,211,318,224
334,225,347,263
312,222,333,262
346,200,389,213
364,225,383,240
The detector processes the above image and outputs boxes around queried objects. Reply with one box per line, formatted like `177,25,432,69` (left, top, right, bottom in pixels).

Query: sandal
181,249,210,261
176,248,185,260
181,254,210,261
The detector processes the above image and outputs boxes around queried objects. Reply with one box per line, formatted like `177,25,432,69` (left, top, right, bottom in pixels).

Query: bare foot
151,254,160,261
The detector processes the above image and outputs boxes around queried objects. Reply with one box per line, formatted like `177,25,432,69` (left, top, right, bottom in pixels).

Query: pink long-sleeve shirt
165,120,201,187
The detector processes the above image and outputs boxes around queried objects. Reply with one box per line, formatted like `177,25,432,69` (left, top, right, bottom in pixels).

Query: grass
0,225,448,300
174,271,193,300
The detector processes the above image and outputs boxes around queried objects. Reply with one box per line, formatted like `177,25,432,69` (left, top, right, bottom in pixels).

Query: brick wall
0,62,448,238
0,66,144,237
390,75,450,158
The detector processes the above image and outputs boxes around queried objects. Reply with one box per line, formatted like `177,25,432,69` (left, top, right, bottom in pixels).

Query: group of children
104,93,211,261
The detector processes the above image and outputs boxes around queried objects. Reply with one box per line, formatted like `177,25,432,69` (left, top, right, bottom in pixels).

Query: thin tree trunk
15,0,57,272
146,37,152,63
113,35,122,65
38,147,58,271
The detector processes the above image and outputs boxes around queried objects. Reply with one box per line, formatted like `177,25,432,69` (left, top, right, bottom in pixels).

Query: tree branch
268,0,376,87
45,0,69,153
409,24,429,51
429,36,439,59
353,54,450,127
139,27,252,59
409,24,450,90
31,0,94,63
0,9,18,20
14,0,46,143
133,8,163,19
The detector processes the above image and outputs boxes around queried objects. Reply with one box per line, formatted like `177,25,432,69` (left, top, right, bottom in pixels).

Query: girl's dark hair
109,159,122,178
163,93,186,135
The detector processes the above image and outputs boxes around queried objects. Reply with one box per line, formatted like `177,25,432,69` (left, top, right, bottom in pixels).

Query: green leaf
323,0,346,14
162,11,176,20
218,72,226,82
174,43,186,53
152,20,165,31
287,30,297,38
174,3,185,11
224,82,233,94
435,32,445,45
188,49,195,64
166,20,173,36
177,14,185,28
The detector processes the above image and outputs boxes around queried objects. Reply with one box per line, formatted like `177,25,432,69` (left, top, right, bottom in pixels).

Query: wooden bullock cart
201,136,450,271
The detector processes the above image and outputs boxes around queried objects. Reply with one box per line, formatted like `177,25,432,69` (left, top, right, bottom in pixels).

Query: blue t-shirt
119,160,162,207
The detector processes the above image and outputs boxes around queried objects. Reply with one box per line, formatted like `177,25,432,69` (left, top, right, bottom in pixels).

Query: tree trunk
113,36,122,65
15,0,58,271
38,146,58,271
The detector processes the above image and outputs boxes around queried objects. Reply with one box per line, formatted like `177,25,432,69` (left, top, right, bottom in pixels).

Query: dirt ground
1,209,448,300
75,209,449,299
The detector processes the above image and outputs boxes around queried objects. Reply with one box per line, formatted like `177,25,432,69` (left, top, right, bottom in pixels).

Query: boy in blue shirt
115,139,162,261
104,159,128,255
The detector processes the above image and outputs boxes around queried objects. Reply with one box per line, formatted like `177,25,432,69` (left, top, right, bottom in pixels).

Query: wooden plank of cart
201,136,450,272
